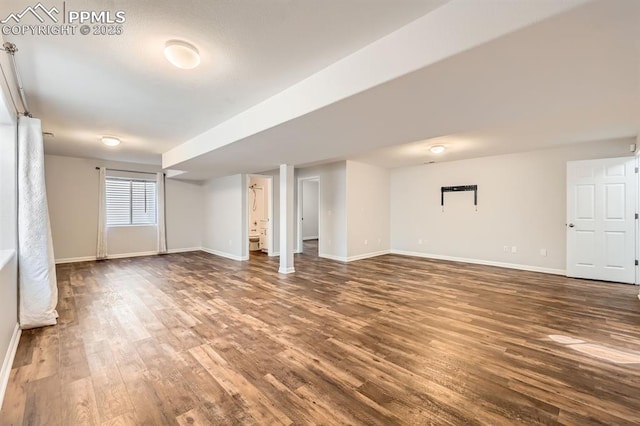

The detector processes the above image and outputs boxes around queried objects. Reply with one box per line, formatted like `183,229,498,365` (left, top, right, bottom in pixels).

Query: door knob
568,223,575,228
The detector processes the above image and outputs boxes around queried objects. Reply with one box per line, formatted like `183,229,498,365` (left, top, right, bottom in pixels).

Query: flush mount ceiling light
102,136,121,146
164,40,200,69
429,145,446,154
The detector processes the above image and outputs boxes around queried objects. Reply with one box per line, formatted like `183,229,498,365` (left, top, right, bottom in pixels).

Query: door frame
246,174,274,257
297,176,320,254
634,155,640,284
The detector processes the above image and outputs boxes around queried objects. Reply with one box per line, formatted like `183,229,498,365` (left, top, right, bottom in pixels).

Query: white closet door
566,157,636,284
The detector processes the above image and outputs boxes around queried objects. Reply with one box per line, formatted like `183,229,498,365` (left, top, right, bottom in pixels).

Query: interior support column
279,164,295,274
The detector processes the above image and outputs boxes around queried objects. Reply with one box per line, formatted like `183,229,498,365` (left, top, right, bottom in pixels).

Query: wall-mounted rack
441,185,478,211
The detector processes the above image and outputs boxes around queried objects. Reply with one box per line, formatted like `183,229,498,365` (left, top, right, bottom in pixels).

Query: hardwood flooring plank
120,372,175,425
175,407,211,426
23,374,63,426
189,344,291,425
100,411,137,426
93,380,134,424
0,368,28,426
2,244,640,424
62,377,100,426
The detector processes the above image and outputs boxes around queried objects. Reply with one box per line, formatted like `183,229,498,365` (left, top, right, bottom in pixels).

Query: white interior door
567,157,637,284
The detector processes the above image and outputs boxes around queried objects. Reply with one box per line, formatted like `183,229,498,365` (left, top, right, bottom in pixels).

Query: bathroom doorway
247,175,274,257
297,176,320,256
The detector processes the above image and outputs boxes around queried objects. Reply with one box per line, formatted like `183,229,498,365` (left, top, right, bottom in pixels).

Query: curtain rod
1,42,30,117
95,167,161,176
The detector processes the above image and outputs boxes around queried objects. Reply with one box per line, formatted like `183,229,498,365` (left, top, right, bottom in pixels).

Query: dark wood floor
2,244,640,425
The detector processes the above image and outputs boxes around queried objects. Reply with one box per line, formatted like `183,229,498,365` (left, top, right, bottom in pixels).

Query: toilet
249,229,260,251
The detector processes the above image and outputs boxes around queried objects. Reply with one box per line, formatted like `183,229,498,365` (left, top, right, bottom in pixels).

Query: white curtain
17,116,58,329
96,167,107,259
157,172,167,254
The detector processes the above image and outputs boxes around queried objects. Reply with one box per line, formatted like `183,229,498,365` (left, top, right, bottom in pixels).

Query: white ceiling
0,0,445,164
1,0,638,178
166,0,640,180
354,0,640,168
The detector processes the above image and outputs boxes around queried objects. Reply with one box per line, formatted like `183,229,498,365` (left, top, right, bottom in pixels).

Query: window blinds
105,178,157,226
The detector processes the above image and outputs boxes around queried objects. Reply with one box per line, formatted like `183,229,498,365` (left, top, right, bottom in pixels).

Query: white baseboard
390,249,566,276
106,251,158,260
0,324,21,410
269,251,280,257
302,236,318,241
54,248,562,278
55,255,97,264
167,247,202,254
56,247,251,264
278,267,295,274
55,247,205,264
319,253,347,262
200,247,249,261
346,250,391,262
56,251,156,263
319,250,390,263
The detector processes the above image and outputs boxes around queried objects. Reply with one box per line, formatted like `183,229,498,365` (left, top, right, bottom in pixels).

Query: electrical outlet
503,246,509,252
364,239,368,245
418,239,423,245
377,238,381,245
511,246,517,253
540,248,547,257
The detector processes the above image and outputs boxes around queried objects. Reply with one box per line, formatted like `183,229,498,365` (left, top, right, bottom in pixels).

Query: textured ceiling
0,0,446,164
164,0,640,180
2,0,637,178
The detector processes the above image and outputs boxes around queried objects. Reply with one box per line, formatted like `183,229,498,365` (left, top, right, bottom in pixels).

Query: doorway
297,176,320,255
247,174,274,257
566,157,637,284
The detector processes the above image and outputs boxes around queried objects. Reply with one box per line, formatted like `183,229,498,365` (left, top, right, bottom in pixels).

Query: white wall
45,155,203,261
247,169,346,260
258,163,347,258
296,161,390,261
0,43,20,406
0,120,18,405
301,180,319,239
346,161,390,259
390,139,635,273
0,124,17,253
297,162,347,259
166,179,205,251
202,174,247,260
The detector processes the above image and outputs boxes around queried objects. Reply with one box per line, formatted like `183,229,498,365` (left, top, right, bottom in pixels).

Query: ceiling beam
162,0,590,170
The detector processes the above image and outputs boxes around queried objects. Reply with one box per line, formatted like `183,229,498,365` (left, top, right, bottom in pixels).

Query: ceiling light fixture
102,136,121,146
430,145,445,154
164,40,200,69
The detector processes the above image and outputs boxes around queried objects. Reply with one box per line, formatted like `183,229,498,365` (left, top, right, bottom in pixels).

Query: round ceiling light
102,136,121,146
430,145,445,154
164,40,200,69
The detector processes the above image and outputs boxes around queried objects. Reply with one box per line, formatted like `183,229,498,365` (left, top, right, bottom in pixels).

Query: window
106,178,157,226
